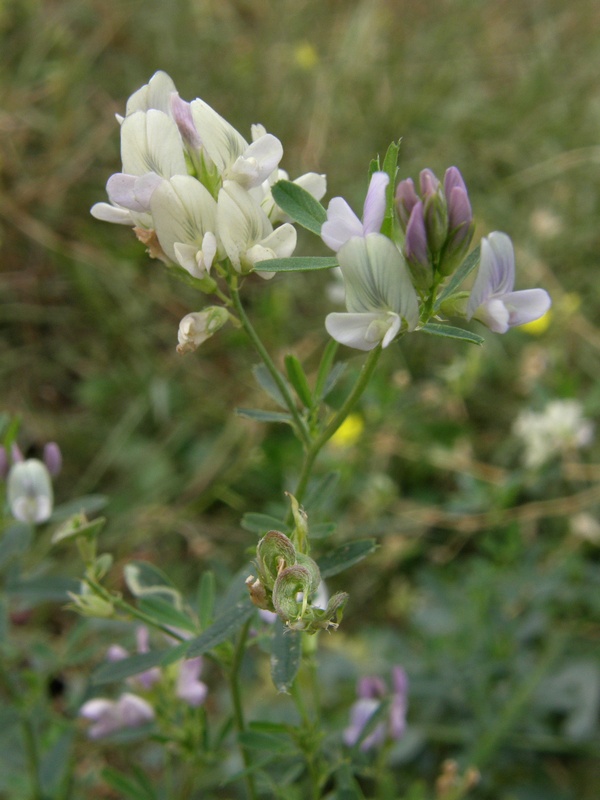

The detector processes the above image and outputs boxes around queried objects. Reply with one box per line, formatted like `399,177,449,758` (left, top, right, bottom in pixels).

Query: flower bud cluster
396,166,474,287
247,527,347,633
320,161,551,350
92,71,326,352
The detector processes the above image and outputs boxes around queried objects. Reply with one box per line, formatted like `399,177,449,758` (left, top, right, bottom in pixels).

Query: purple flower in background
176,657,208,707
79,693,154,739
105,626,161,689
343,666,409,751
467,232,551,333
321,172,389,252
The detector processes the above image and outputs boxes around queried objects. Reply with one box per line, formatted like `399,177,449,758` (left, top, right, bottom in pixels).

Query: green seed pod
256,530,297,589
272,564,312,621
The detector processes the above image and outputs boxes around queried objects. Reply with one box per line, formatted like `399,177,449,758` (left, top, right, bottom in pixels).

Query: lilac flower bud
443,166,468,201
170,92,202,150
419,168,440,199
440,167,474,275
420,169,448,256
0,446,8,480
43,442,62,477
389,666,409,739
395,178,419,229
404,201,432,289
79,693,154,739
11,444,24,463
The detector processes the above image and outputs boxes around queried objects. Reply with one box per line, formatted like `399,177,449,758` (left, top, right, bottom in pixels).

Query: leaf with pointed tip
235,408,294,425
271,180,327,234
318,539,378,578
252,363,288,408
186,600,255,658
419,323,484,346
253,256,338,272
241,512,288,535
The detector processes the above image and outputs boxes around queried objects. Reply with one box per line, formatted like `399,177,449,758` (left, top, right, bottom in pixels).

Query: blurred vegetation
1,0,600,797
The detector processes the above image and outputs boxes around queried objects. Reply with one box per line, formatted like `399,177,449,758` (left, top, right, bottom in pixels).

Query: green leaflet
271,179,327,234
253,256,338,272
419,322,484,346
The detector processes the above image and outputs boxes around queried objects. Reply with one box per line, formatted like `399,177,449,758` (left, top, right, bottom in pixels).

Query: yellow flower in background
520,309,552,335
294,42,319,70
331,414,364,447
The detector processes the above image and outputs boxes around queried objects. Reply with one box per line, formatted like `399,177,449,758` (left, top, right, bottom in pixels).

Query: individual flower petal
361,172,389,235
325,311,401,351
190,99,248,175
217,180,273,272
321,172,388,252
338,233,419,329
321,198,363,251
90,202,134,225
229,133,283,189
120,110,188,178
150,175,218,270
125,71,178,117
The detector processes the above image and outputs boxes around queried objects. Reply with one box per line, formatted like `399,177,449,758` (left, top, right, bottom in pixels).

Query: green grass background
1,0,600,797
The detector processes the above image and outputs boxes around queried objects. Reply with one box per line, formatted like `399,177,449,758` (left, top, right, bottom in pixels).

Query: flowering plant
1,71,553,799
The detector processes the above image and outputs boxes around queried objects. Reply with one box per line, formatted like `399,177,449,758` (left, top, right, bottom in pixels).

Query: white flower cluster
92,71,326,350
513,399,594,468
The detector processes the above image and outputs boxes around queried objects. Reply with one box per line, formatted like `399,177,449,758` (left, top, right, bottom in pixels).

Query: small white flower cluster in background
92,71,326,352
513,399,594,468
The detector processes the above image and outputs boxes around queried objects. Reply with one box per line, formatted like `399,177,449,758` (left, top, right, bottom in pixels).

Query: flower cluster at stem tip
91,70,325,352
322,167,551,350
92,71,550,353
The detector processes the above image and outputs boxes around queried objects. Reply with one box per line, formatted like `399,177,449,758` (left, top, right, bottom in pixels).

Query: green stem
228,277,311,448
294,345,383,504
229,618,258,800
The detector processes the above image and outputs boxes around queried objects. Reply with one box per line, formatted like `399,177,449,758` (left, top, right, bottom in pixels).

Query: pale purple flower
467,232,551,333
79,693,154,739
321,172,389,252
105,627,161,689
176,657,208,707
343,666,409,751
